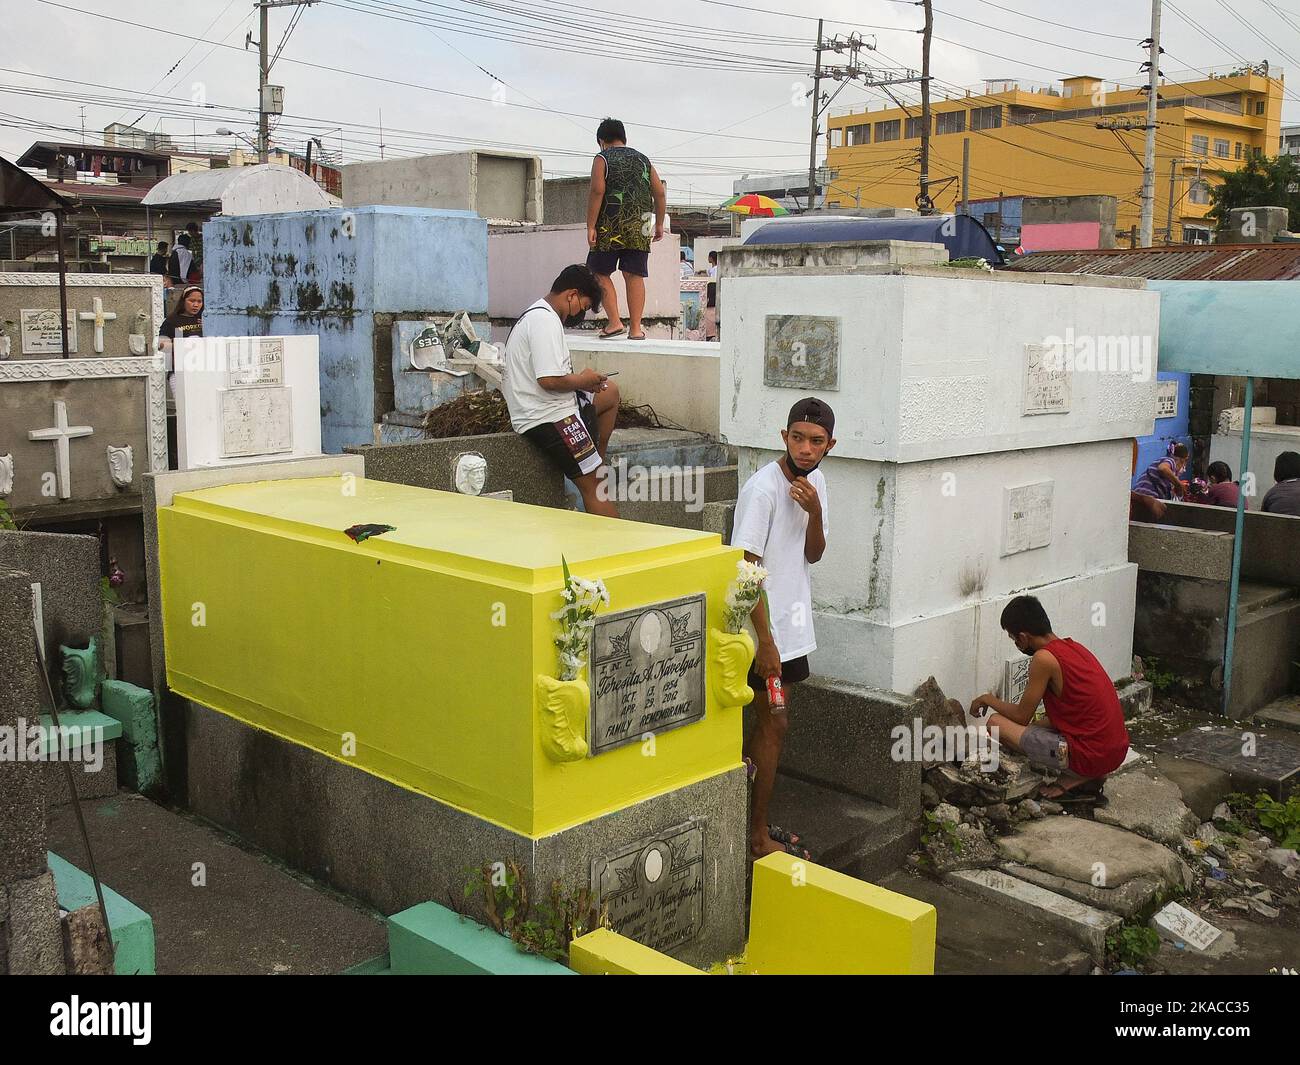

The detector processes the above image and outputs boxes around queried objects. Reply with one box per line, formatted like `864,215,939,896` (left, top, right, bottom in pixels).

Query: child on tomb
969,595,1130,801
501,264,621,517
1129,442,1188,522
730,397,835,859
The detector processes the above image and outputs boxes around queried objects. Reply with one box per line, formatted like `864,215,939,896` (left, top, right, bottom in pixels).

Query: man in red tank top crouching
969,595,1130,800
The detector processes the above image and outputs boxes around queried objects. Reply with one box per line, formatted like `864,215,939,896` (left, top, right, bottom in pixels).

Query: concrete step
1254,695,1300,734
767,773,918,882
945,867,1121,961
878,870,1093,975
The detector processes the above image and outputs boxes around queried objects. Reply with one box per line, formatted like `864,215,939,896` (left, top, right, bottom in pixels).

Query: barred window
846,123,871,146
1191,134,1208,156
905,115,929,139
936,110,967,135
970,105,1002,130
875,119,901,142
1214,138,1230,157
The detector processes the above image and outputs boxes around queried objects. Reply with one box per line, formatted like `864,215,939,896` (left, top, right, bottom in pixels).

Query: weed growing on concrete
1107,924,1160,969
463,860,609,961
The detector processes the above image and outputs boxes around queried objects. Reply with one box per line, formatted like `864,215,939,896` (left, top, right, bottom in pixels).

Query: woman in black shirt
158,286,203,355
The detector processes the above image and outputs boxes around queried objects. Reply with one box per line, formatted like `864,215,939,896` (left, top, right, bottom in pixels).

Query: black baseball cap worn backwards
787,397,835,437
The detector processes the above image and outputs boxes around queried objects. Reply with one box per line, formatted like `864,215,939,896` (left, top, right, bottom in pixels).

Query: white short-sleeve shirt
501,299,578,433
730,460,829,661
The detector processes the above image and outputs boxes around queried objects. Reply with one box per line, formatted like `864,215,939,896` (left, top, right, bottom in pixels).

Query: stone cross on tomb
28,399,93,499
78,296,118,354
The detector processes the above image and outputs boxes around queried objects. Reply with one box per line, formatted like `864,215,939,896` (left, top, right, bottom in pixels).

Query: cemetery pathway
48,792,387,975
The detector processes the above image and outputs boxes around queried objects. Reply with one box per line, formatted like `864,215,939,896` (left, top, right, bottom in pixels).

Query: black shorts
587,248,650,278
747,654,810,693
522,399,601,481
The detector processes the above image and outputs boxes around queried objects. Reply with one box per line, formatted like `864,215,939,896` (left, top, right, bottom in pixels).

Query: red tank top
1041,638,1130,778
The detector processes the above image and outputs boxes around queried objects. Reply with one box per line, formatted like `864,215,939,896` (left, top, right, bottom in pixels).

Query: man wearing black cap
730,397,835,860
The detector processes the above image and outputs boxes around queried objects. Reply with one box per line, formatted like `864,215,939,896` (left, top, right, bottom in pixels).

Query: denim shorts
1019,724,1070,772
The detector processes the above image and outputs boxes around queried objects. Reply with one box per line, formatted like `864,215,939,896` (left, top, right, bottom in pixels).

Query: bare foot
750,835,786,859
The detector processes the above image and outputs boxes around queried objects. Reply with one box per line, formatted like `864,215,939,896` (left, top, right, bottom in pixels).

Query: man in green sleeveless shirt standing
585,118,667,341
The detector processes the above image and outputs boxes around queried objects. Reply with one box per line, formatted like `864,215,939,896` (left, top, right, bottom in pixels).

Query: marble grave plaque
588,593,705,756
1022,342,1071,415
1002,480,1054,556
219,386,294,458
227,338,285,388
591,820,705,953
1156,379,1179,419
763,314,840,390
20,309,77,355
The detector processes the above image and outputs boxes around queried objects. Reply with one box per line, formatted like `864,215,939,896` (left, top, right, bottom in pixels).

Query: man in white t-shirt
730,397,835,860
501,264,621,517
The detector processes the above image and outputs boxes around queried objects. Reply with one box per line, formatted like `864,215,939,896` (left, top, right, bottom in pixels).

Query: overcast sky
3,0,1297,205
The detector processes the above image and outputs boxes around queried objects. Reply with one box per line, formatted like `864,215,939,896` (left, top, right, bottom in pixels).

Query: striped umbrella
722,193,790,217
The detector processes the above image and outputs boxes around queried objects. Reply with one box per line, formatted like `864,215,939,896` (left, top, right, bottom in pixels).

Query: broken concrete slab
996,816,1190,891
1095,767,1199,847
923,821,1000,874
1117,678,1154,720
1152,752,1233,822
1003,862,1162,919
911,676,969,769
946,867,1121,960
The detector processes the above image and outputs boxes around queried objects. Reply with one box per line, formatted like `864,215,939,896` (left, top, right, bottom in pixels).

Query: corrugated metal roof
1005,244,1300,281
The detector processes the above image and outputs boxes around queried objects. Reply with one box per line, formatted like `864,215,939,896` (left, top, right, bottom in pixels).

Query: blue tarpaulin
743,214,1004,264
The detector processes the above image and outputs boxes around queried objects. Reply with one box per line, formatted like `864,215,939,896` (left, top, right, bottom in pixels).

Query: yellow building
825,69,1285,243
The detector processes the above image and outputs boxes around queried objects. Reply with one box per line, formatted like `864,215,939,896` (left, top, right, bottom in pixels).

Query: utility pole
258,1,269,162
255,1,316,165
1139,0,1162,246
807,30,923,212
918,0,934,213
961,137,971,215
807,19,824,213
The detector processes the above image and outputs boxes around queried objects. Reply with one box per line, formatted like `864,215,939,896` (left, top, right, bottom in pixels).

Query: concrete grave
0,273,164,361
342,150,543,222
346,432,566,509
995,816,1191,891
1160,725,1300,799
172,335,321,469
0,569,67,975
488,224,681,338
719,242,1155,698
147,458,750,965
0,356,167,522
202,207,487,454
0,530,103,697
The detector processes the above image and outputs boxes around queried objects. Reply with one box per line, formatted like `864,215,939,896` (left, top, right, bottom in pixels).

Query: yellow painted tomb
158,476,746,838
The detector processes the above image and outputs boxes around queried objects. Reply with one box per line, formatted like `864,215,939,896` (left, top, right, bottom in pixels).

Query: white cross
78,297,118,353
28,400,93,499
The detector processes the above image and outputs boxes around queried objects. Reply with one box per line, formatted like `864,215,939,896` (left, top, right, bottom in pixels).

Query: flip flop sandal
775,837,813,861
743,756,758,783
1050,780,1108,806
768,824,805,848
627,333,646,340
598,327,626,339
